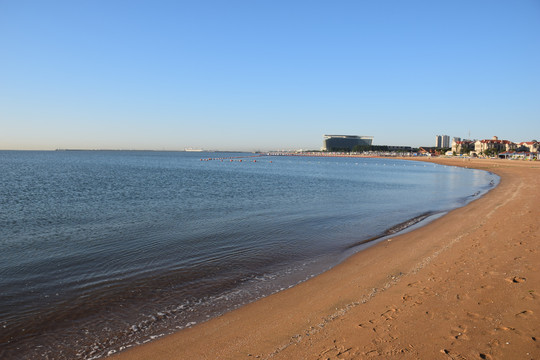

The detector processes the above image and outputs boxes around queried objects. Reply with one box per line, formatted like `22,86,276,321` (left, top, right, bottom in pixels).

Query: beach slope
113,158,539,359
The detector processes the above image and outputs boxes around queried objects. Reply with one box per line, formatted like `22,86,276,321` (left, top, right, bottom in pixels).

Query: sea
0,151,498,359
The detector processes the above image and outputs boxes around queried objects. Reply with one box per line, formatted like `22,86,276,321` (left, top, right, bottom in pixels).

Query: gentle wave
0,151,498,359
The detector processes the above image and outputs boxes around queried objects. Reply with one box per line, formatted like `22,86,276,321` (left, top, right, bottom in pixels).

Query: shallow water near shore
0,151,498,359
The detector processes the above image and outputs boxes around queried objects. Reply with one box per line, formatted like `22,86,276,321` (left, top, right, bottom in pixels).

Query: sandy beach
113,158,539,360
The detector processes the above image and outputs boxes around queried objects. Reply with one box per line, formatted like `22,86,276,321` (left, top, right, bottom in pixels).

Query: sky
1,0,539,151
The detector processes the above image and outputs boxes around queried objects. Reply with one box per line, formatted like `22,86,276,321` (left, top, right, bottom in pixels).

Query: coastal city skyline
1,1,539,151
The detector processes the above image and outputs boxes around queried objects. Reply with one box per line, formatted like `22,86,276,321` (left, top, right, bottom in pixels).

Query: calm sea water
0,151,497,359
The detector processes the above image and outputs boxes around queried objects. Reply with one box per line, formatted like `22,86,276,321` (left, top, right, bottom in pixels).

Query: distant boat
184,148,204,152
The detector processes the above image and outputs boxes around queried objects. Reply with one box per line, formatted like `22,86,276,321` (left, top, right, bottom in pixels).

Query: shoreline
112,158,539,359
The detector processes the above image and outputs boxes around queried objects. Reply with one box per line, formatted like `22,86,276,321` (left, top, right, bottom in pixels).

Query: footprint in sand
450,325,469,340
455,293,470,301
467,312,482,320
496,325,515,331
440,348,467,359
505,276,526,283
488,325,518,336
381,308,399,320
524,290,537,301
478,284,495,291
515,310,533,318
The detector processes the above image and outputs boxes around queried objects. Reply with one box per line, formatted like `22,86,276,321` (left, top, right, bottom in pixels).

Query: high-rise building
436,135,450,148
443,135,450,147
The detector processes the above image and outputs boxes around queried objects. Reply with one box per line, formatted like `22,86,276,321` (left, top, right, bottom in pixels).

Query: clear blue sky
1,0,539,151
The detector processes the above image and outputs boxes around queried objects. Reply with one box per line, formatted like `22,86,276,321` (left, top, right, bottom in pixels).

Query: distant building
387,145,412,151
517,141,539,153
452,139,475,154
419,147,445,156
435,135,450,148
322,135,374,151
443,135,450,147
474,136,516,154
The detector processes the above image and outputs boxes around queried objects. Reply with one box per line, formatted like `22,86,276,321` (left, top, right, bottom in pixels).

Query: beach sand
112,158,539,359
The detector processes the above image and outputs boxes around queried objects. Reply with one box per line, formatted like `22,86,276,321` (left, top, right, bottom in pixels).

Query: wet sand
113,158,539,359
